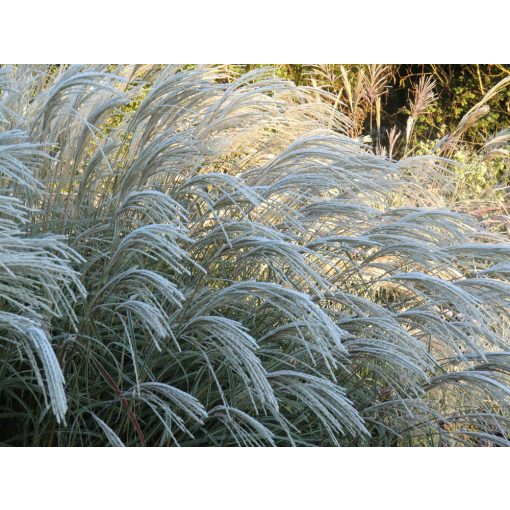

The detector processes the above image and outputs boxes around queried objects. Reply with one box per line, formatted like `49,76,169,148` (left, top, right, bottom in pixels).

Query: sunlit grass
0,64,509,446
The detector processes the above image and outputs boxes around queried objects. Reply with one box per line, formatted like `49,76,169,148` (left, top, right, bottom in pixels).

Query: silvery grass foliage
0,65,509,446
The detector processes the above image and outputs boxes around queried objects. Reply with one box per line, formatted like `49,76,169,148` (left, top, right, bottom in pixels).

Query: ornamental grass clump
0,64,509,446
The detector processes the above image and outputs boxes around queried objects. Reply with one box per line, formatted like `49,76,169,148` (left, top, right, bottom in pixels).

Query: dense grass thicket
1,64,510,446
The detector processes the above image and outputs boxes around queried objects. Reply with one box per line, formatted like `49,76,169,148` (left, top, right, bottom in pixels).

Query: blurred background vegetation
237,65,510,151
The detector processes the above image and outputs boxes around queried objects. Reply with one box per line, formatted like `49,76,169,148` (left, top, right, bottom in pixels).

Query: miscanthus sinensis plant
1,64,509,446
